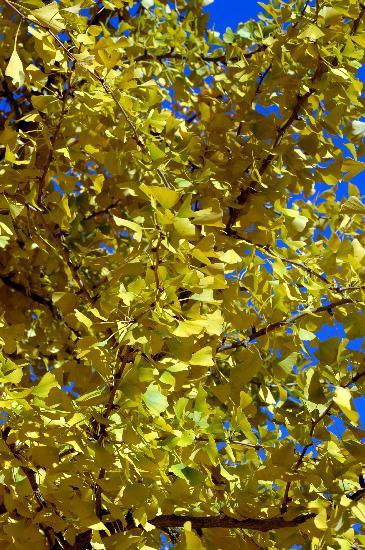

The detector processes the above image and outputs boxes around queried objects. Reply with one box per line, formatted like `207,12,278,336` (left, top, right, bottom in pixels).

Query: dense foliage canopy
1,0,365,548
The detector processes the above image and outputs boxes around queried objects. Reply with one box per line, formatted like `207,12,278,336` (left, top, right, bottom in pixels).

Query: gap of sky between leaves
203,0,365,542
1,1,364,542
1,0,364,493
204,0,365,481
89,0,365,433
53,1,365,432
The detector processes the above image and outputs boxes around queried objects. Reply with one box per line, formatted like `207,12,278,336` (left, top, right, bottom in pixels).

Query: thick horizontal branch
119,44,268,67
67,512,316,549
132,512,315,531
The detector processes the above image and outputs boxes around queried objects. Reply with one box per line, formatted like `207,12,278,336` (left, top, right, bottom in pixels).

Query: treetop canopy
1,0,365,548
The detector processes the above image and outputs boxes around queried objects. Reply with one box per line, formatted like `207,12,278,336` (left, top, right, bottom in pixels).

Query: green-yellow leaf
173,319,206,338
32,2,65,32
292,215,308,232
75,309,93,329
352,34,365,48
342,159,365,181
0,367,23,384
113,216,143,241
298,24,324,40
173,217,196,238
193,200,224,227
140,184,181,209
298,328,316,341
32,371,59,398
147,142,165,161
341,196,365,215
143,384,168,416
63,2,84,14
314,508,327,530
352,501,365,523
190,346,214,366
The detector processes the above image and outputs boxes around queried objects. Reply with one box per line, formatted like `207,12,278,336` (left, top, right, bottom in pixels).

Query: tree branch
349,3,365,36
65,512,316,549
280,366,365,513
37,80,71,205
0,274,56,312
217,297,361,353
119,44,268,67
232,235,331,285
1,428,60,549
226,4,365,233
93,346,132,518
0,273,82,341
84,199,122,221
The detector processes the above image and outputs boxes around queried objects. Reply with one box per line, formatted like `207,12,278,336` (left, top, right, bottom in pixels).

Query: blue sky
206,0,260,32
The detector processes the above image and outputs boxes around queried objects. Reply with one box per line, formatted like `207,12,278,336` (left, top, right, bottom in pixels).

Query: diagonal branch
232,235,331,285
0,274,56,313
229,232,365,295
226,3,365,233
0,273,82,340
84,199,122,221
280,367,365,513
217,297,362,353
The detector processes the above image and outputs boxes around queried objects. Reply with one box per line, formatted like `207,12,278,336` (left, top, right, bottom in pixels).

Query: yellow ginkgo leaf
333,387,359,425
5,49,24,88
32,2,65,33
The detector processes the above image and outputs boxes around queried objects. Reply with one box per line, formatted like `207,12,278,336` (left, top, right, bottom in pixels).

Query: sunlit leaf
5,49,24,88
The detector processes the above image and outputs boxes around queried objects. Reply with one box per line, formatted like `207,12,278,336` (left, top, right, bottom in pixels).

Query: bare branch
119,44,268,67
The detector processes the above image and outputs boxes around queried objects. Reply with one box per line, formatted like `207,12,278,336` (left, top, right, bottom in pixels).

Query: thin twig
93,346,132,518
233,235,331,285
37,76,71,204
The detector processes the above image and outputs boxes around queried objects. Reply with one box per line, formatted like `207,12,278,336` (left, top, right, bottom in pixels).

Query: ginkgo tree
0,0,365,548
